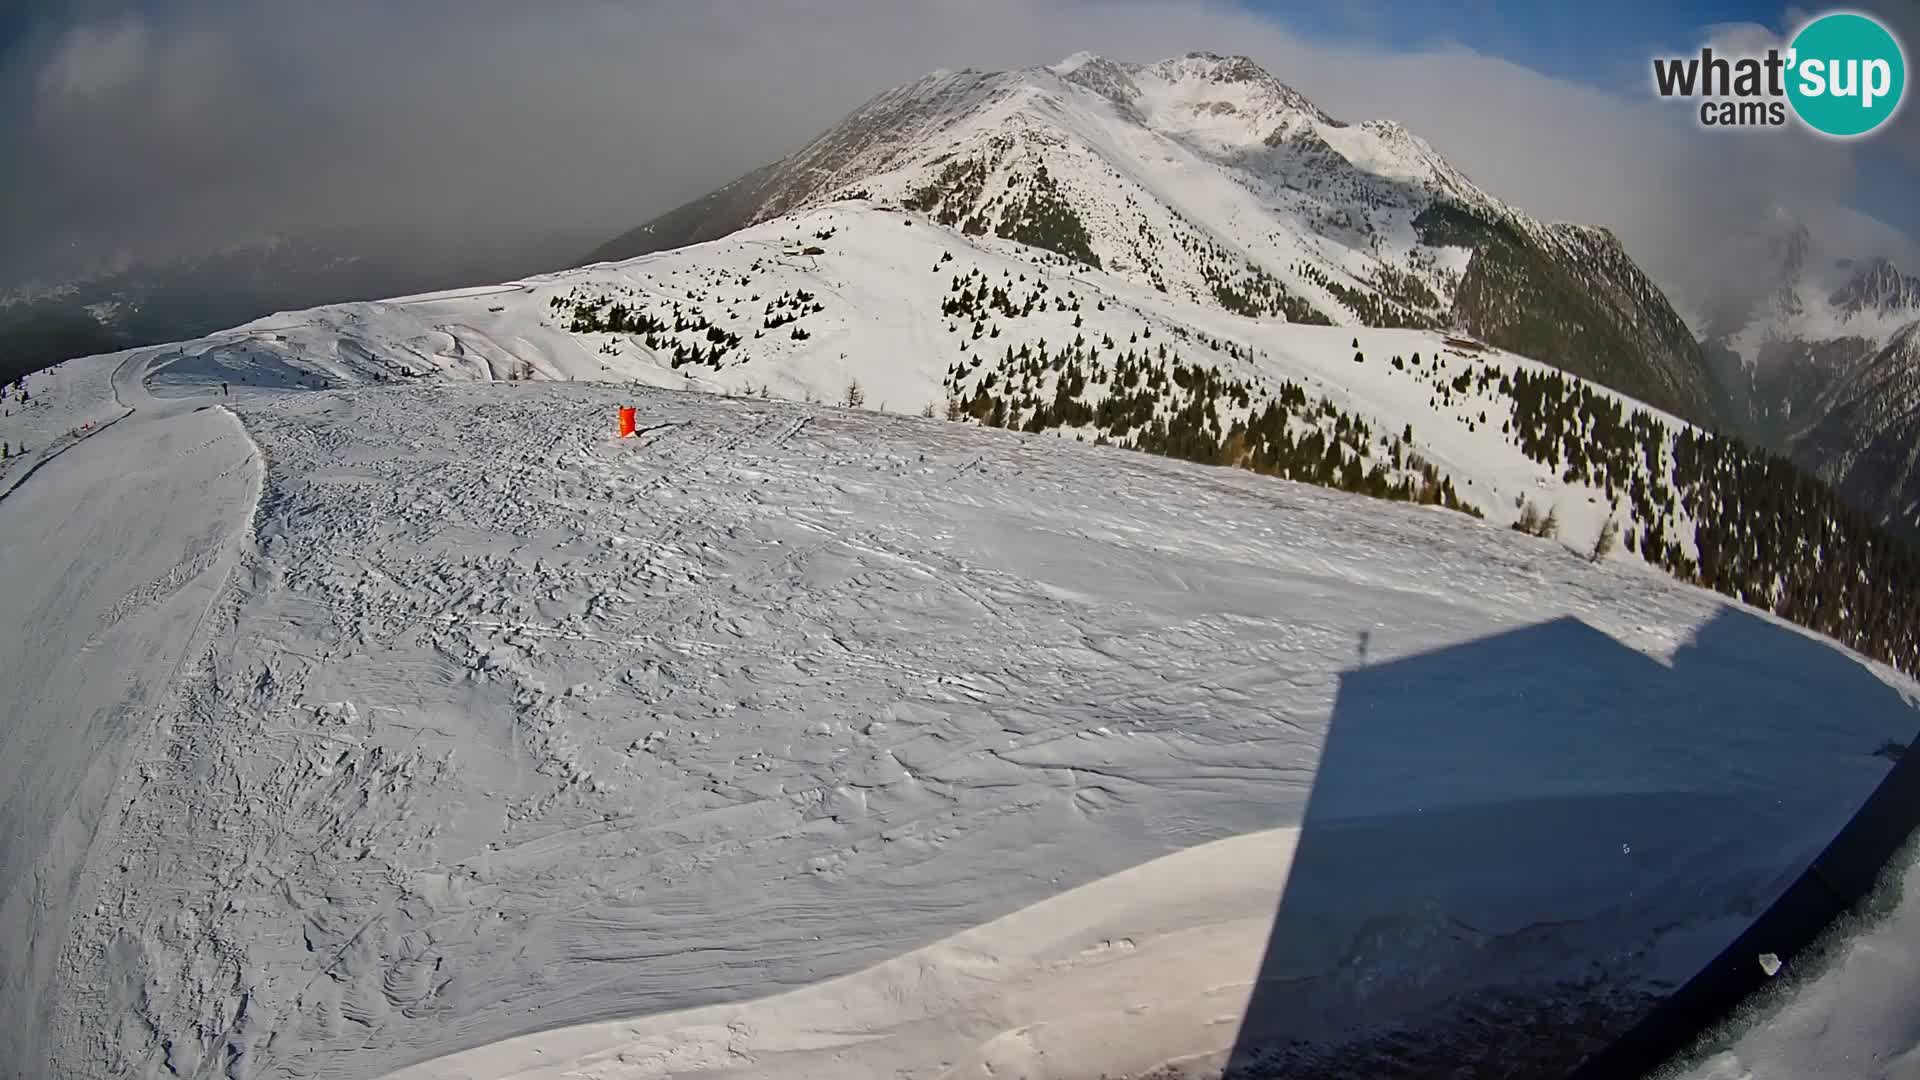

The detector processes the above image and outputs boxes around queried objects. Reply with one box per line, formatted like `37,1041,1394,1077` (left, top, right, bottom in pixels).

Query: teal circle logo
1787,12,1906,137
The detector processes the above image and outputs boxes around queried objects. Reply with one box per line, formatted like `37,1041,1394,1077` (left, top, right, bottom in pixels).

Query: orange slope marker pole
617,406,636,438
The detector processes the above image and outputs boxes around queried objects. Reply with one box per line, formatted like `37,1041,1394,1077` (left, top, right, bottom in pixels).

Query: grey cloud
1,0,1913,324
1854,2,1920,173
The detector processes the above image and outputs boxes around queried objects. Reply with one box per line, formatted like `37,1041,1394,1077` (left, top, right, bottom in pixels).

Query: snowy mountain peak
1694,205,1920,538
1153,51,1318,98
1713,224,1920,371
585,49,1720,422
1049,50,1104,76
1042,50,1334,136
1133,51,1335,131
1831,257,1920,319
1052,51,1146,111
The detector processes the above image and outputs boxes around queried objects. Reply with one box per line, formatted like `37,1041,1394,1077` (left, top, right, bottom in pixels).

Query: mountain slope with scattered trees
120,200,1920,680
584,51,1723,427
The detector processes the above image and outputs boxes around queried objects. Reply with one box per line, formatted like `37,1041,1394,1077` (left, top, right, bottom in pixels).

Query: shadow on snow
1221,607,1920,1079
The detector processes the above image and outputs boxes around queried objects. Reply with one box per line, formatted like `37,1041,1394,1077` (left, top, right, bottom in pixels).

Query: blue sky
1260,0,1773,89
1252,0,1920,240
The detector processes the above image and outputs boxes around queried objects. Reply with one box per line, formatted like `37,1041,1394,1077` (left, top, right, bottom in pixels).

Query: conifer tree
1590,516,1620,562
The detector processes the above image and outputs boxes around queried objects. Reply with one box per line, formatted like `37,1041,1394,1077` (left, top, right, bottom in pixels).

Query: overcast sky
3,0,1917,315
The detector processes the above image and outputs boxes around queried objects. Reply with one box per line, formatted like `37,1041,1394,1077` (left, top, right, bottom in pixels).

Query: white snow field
4,350,1917,1080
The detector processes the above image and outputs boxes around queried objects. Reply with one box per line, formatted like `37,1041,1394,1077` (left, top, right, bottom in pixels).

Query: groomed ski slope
0,352,263,1078
0,353,138,499
5,352,1917,1079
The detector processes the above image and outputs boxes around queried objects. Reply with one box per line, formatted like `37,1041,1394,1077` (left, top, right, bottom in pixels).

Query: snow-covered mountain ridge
70,189,1917,680
588,51,1720,425
122,204,1651,557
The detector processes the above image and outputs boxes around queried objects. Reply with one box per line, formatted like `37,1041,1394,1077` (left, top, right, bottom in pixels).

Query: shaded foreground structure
1223,609,1920,1078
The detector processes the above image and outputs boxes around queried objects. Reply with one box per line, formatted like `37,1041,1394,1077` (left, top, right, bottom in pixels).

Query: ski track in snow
1,354,263,1079
0,353,140,502
5,365,1917,1080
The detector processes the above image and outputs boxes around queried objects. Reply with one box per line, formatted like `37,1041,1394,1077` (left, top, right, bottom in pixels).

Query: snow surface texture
383,828,1299,1080
6,353,1918,1079
1,352,263,1077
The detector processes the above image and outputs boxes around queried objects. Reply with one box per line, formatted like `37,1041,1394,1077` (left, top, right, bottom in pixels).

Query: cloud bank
3,0,1915,321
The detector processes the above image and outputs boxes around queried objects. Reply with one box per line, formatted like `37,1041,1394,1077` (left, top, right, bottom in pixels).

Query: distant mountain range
1699,218,1920,540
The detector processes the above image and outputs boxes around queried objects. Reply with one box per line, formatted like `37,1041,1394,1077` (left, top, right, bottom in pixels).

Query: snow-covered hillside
589,51,1719,424
140,202,1707,578
5,347,1918,1080
0,356,133,498
2,354,264,1080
